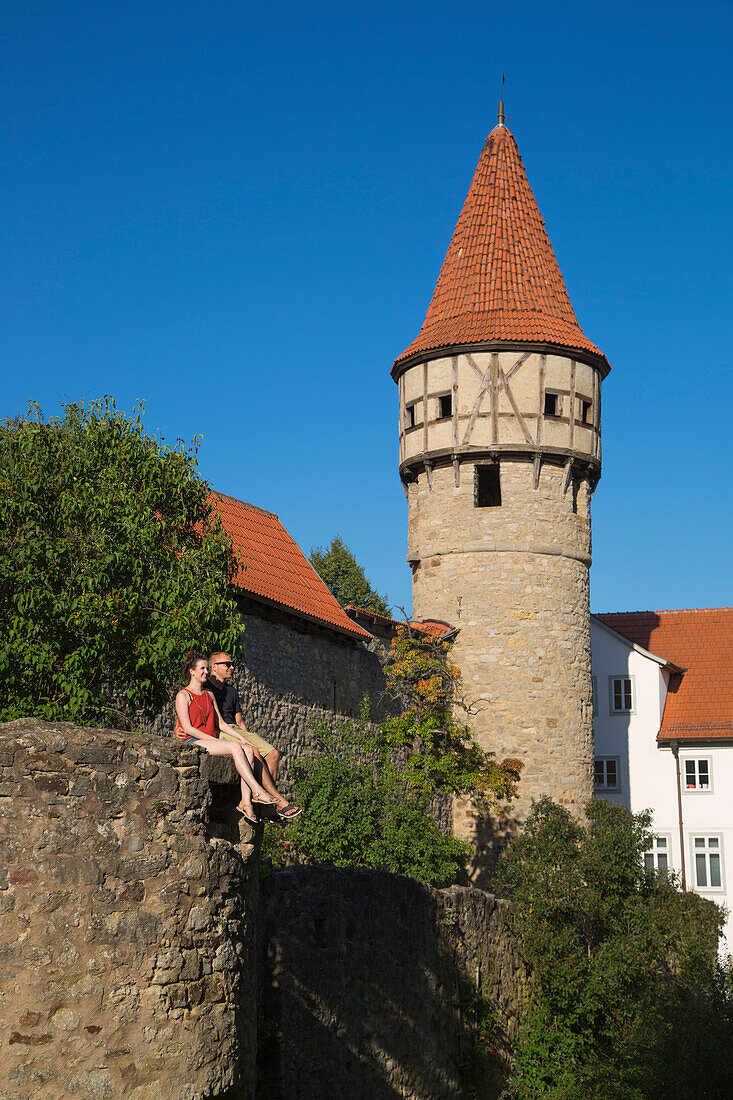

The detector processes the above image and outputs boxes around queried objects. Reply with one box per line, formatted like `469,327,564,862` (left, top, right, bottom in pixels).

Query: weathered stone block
114,854,168,882
67,744,121,765
43,858,103,886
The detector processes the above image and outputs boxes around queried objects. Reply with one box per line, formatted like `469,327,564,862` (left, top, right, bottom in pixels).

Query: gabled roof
393,123,609,375
591,614,683,673
210,493,372,641
597,608,733,742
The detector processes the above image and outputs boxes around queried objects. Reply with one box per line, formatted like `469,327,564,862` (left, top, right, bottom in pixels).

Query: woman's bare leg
201,740,276,809
250,749,280,800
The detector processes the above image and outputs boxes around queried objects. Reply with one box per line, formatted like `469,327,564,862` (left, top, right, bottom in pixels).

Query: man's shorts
219,728,276,757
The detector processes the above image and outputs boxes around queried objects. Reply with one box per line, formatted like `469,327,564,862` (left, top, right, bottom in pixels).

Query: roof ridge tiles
344,605,402,625
212,492,278,519
597,607,733,616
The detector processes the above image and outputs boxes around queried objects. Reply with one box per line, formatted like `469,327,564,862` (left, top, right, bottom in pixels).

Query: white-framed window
692,835,724,891
609,675,634,714
683,757,712,792
594,757,620,791
591,676,598,717
644,835,671,876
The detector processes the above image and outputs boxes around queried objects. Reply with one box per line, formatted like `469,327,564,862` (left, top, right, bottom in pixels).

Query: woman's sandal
235,803,259,827
251,794,278,806
276,802,302,822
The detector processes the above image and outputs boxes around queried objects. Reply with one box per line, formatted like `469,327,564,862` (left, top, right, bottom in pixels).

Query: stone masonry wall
409,458,594,872
257,866,530,1100
237,613,397,785
0,718,258,1100
0,718,531,1100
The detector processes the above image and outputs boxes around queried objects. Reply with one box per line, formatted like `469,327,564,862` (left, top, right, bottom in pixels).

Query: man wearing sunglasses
206,651,297,818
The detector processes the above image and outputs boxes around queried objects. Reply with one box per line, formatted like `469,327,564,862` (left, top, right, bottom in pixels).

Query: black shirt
204,677,240,725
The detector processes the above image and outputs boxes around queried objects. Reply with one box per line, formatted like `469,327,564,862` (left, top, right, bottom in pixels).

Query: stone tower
392,111,610,848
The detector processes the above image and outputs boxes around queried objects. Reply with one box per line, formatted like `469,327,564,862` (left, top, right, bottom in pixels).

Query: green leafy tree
0,398,243,728
496,797,733,1100
310,535,391,615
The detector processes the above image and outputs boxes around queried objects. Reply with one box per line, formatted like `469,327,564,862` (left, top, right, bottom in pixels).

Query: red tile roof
210,494,372,641
393,124,609,374
415,619,459,639
597,609,733,741
344,606,458,641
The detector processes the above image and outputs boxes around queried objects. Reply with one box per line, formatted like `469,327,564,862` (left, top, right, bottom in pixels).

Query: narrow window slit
475,465,501,508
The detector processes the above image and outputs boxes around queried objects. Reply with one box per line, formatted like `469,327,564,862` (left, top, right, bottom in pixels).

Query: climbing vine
378,626,522,810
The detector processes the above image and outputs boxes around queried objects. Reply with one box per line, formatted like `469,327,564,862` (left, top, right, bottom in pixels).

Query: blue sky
2,0,731,615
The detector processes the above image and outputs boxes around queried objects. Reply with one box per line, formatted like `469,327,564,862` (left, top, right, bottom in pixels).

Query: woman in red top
175,651,277,825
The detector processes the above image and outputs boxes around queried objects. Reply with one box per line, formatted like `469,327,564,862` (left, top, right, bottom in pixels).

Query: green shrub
281,708,470,887
259,820,289,876
273,629,523,888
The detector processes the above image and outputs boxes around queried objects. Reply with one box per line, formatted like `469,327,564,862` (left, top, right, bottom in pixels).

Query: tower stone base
409,458,594,872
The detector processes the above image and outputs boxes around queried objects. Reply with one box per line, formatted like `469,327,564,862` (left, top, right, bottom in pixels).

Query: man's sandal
277,803,302,822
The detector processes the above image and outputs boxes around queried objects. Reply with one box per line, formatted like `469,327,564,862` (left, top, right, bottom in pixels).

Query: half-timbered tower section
392,111,611,845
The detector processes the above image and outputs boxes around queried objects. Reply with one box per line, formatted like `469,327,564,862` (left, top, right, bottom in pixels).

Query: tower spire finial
497,72,506,127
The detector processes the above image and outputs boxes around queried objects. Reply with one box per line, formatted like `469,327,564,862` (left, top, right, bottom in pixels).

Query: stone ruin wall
236,611,398,787
0,718,258,1100
257,866,530,1100
0,718,529,1100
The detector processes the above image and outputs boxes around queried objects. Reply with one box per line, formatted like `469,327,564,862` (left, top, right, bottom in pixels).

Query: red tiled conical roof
393,124,608,373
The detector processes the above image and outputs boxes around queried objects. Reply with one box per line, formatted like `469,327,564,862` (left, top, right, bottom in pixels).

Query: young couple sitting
175,650,300,827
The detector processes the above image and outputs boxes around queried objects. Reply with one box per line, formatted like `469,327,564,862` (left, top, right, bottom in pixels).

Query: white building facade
591,611,733,952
